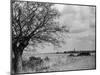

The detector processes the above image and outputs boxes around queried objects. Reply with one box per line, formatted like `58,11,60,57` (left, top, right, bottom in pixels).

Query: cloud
63,38,95,50
56,5,96,50
59,5,95,32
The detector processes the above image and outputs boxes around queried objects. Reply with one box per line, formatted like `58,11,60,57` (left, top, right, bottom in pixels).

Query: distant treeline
56,50,96,54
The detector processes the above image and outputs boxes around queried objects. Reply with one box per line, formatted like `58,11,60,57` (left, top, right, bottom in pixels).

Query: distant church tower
74,48,75,52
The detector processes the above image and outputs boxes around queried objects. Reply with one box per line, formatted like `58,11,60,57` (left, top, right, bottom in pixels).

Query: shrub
29,56,43,66
64,51,67,53
44,56,50,61
77,52,90,56
22,56,44,71
22,56,51,72
68,53,75,56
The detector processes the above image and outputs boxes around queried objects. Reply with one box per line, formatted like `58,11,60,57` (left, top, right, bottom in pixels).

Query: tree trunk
12,37,30,74
13,52,23,73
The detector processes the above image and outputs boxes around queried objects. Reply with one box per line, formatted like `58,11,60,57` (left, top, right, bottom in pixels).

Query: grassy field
22,52,96,73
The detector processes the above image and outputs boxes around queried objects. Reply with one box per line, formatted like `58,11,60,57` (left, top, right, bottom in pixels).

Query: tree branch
28,11,48,38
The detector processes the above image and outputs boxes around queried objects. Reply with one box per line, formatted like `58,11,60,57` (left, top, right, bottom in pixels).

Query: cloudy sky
55,4,96,51
27,4,96,53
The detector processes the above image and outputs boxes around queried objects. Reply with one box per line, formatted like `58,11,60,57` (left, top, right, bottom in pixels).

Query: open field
22,52,96,73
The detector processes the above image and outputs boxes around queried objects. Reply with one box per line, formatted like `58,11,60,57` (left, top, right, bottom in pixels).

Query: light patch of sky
53,4,65,13
51,4,95,51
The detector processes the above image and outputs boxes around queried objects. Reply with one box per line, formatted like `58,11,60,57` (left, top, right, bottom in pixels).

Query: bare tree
11,1,68,73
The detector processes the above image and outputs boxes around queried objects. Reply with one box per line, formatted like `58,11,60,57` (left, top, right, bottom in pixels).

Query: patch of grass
22,56,50,72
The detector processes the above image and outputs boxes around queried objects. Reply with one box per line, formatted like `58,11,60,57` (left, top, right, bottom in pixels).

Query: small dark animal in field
77,52,91,56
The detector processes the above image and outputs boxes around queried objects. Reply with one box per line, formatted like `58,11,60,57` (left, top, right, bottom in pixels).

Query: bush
77,52,90,56
44,56,50,61
29,56,43,66
64,51,67,53
29,56,41,61
22,56,44,71
22,56,51,72
68,53,75,56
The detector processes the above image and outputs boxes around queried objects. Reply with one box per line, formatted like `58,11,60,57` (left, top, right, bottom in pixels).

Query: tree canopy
12,1,68,50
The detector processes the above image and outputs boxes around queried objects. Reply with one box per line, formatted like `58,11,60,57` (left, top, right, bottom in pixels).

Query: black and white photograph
11,0,96,74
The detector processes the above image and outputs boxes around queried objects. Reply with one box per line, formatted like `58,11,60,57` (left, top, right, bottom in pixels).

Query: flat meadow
21,51,96,73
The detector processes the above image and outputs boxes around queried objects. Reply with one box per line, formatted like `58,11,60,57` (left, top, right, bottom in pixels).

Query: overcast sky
26,4,96,53
55,4,96,51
